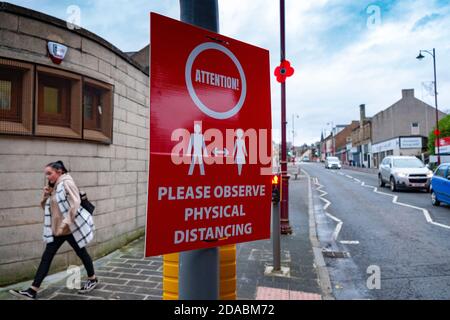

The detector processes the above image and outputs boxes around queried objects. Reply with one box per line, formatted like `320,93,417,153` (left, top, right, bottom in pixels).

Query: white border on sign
185,42,247,120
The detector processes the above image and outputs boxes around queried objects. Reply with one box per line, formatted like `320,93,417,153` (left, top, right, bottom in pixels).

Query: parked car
430,163,450,206
378,156,432,192
325,156,341,169
302,156,310,162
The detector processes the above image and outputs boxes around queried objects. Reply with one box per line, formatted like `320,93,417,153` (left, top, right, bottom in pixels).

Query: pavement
236,170,324,300
1,167,326,301
0,236,163,300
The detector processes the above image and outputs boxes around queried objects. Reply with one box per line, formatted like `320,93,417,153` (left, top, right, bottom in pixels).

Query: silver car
378,156,433,192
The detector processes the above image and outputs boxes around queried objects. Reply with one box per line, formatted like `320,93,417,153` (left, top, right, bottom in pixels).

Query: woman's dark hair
46,160,68,174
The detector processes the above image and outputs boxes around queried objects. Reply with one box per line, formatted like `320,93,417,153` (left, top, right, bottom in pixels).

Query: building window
411,122,419,135
35,66,82,139
0,59,34,135
38,74,71,127
83,78,113,144
84,86,101,130
2,60,114,144
0,69,21,123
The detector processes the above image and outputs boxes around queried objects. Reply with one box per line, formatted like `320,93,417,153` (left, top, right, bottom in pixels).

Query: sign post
179,0,220,300
146,12,272,299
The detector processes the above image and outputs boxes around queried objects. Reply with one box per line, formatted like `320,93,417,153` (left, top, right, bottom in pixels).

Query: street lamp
417,48,440,165
327,121,335,156
292,113,299,156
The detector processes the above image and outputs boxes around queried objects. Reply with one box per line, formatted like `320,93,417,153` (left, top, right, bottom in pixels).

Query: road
300,162,450,300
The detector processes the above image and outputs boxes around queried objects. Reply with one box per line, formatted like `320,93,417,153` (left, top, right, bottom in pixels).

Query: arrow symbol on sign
213,148,229,157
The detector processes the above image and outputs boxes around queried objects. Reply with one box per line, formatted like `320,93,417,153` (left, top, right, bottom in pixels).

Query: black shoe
78,278,99,294
9,288,37,300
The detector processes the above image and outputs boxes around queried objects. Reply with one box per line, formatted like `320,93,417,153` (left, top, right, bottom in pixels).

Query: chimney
402,89,414,99
359,104,366,126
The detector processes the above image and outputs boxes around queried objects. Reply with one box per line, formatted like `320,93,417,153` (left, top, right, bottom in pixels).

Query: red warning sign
145,13,272,257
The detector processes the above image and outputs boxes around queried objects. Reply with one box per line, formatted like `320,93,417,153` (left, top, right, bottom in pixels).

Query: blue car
430,163,450,206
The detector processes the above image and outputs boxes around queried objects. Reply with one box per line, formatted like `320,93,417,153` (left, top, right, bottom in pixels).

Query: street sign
145,13,272,257
436,136,450,154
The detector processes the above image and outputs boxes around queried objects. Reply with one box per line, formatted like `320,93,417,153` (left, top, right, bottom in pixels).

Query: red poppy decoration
274,60,295,83
434,129,441,136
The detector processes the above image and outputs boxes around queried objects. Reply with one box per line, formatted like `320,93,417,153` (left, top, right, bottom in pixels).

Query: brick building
334,121,359,165
351,104,372,168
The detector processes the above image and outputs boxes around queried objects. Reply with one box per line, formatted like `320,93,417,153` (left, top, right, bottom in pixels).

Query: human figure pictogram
187,123,208,176
233,129,247,176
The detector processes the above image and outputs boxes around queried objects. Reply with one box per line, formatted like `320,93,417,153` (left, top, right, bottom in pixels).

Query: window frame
411,122,420,135
1,59,115,144
37,74,71,127
83,77,113,144
35,65,82,139
83,85,101,131
0,68,22,122
0,59,34,136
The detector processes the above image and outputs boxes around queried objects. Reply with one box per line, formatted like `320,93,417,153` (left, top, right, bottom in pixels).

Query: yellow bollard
162,245,236,300
162,253,179,300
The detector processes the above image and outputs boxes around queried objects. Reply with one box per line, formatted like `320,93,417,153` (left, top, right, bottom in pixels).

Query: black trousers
32,234,95,288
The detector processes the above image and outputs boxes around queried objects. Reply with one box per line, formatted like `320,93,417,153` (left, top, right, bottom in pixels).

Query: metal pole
272,203,281,271
180,0,219,31
292,114,294,155
178,0,219,300
433,48,440,165
331,121,335,156
279,0,292,234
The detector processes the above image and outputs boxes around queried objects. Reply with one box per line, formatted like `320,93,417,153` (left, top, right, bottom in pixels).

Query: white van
325,157,341,169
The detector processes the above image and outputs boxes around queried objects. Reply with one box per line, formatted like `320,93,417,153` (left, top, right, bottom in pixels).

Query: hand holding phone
44,185,53,197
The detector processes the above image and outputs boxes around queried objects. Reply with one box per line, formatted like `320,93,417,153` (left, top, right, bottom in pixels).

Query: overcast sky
7,0,450,145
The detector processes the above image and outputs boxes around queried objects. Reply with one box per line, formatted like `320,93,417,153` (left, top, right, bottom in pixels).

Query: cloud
412,13,442,31
5,0,450,145
283,0,450,144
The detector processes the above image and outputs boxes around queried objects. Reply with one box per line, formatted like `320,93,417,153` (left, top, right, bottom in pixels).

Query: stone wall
0,7,149,285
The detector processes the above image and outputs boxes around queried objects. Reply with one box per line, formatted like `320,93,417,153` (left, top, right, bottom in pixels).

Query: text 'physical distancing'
157,184,266,244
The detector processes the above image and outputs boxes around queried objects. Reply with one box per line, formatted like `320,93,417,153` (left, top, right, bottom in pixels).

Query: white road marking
359,182,450,230
313,176,346,242
309,165,450,243
326,212,343,241
325,212,341,223
340,241,360,245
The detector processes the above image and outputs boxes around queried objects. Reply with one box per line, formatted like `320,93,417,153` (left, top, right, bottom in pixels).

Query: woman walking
10,161,97,299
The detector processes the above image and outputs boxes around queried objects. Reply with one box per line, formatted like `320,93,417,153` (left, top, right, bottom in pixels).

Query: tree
428,114,450,155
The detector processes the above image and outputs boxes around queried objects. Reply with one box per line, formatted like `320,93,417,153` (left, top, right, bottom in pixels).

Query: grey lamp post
178,0,220,300
327,121,335,156
417,48,440,165
292,113,299,157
